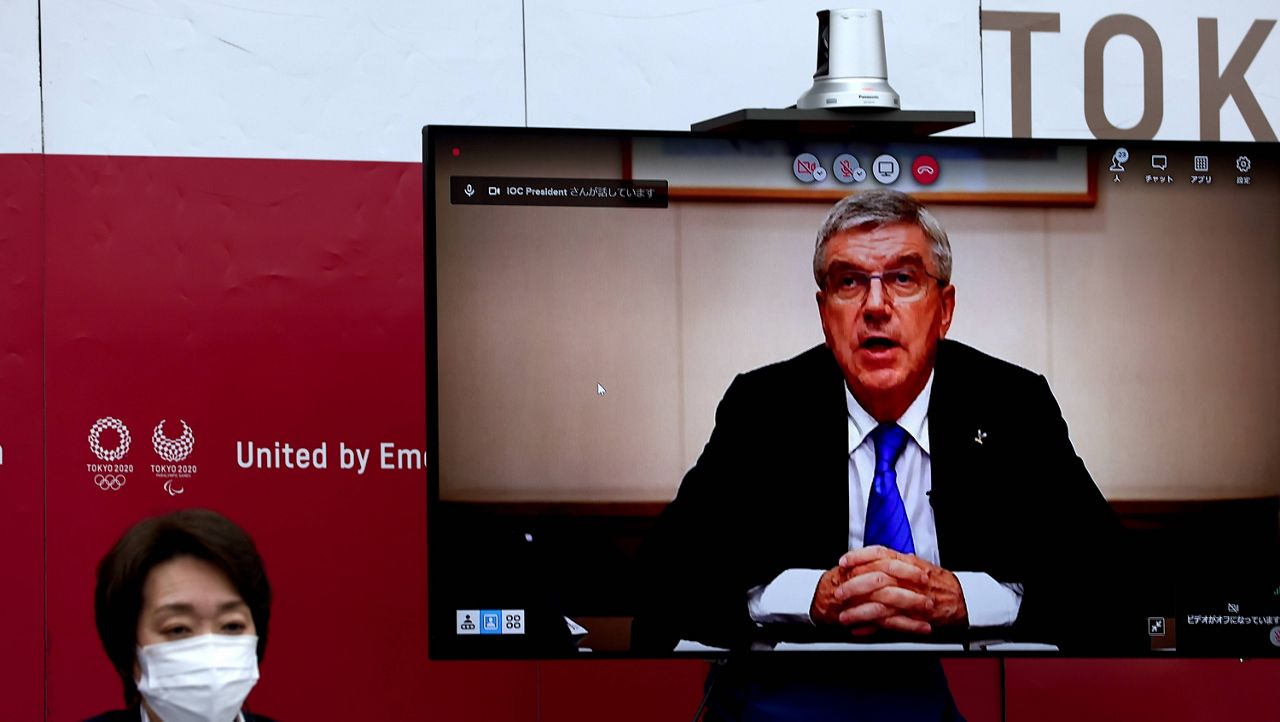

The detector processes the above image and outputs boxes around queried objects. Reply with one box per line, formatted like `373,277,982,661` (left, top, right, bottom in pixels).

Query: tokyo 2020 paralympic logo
88,417,132,461
152,419,195,463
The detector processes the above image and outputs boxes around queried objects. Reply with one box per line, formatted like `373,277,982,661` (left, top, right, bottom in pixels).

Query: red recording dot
451,147,461,157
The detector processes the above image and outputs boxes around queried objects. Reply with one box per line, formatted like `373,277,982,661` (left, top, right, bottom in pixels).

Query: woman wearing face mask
86,508,277,722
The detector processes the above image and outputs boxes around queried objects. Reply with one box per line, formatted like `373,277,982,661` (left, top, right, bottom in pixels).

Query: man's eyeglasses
822,264,943,304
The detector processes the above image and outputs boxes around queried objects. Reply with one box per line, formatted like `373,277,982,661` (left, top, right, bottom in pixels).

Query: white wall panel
0,1,42,153
41,0,526,161
982,1,1279,140
33,1,1278,159
524,1,983,135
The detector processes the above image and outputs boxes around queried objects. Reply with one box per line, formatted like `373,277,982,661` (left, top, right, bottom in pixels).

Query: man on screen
633,190,1135,653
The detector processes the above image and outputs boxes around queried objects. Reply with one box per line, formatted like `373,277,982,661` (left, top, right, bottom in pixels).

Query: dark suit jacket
633,340,1139,653
84,710,277,722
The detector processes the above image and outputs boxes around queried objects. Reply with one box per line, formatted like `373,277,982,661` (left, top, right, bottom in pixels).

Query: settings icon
1236,156,1252,173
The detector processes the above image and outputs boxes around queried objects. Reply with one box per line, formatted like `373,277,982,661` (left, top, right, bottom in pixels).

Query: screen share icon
872,154,900,184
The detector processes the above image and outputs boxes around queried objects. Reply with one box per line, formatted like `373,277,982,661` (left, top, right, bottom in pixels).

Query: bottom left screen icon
479,609,502,635
456,608,526,636
456,610,480,635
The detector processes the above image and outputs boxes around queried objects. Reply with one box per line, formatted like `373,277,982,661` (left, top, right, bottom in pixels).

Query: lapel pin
974,429,987,445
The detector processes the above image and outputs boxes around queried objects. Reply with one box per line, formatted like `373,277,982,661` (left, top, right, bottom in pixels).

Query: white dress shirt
140,708,246,722
746,372,1023,628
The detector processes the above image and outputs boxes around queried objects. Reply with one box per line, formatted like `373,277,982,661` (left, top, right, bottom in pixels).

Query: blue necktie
864,423,915,554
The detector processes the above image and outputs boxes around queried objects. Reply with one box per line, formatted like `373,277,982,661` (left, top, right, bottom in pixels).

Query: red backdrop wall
0,152,1269,720
42,154,436,720
0,153,45,722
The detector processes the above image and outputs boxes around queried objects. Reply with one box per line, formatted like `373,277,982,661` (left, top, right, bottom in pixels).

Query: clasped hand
809,546,967,636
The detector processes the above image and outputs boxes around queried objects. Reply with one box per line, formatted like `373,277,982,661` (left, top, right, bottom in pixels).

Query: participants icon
1109,148,1129,172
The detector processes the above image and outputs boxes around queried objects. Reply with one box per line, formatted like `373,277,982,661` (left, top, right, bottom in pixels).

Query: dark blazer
633,340,1140,653
84,711,277,722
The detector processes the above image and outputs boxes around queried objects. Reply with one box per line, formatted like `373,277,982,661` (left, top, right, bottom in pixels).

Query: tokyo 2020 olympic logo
88,417,132,461
94,474,126,491
152,419,195,463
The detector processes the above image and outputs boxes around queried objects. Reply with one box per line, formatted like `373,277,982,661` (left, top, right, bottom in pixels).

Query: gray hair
812,190,953,288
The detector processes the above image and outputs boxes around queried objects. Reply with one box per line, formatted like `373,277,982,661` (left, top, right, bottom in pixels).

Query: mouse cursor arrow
597,383,606,397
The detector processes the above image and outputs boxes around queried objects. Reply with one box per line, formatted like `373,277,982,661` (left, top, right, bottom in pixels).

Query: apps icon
872,154,900,184
911,155,940,185
1194,156,1209,172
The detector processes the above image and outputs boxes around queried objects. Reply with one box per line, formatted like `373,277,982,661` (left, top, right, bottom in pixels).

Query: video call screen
426,126,1279,659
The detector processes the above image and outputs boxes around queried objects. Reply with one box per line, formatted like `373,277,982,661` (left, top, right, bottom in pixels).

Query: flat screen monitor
425,125,1279,659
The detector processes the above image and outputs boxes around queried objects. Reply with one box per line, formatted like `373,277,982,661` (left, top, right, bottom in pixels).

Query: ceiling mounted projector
797,8,900,110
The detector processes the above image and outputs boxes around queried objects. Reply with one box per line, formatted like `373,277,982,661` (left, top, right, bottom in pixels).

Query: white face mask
136,634,260,722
